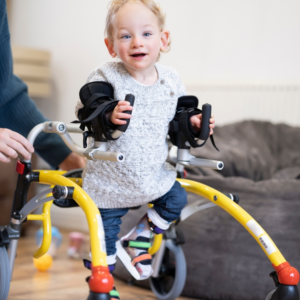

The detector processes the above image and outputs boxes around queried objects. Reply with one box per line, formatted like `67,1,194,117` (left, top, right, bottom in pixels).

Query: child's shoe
117,209,170,280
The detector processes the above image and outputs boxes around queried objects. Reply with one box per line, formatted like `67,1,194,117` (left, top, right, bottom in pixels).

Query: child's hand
190,114,215,135
110,101,133,125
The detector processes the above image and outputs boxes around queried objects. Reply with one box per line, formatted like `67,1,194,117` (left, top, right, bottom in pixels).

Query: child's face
105,1,169,75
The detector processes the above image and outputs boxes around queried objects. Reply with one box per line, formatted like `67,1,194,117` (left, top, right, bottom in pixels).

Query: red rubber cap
273,262,300,285
16,160,25,175
89,265,114,293
278,266,300,285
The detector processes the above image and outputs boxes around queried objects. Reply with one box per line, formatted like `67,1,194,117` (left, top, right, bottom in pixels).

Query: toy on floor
33,253,53,272
68,232,85,259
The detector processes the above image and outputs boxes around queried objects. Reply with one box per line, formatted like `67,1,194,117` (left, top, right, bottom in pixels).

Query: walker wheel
149,240,186,300
0,246,10,300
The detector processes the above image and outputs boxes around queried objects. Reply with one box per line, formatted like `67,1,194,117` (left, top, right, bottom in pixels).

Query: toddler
76,0,215,298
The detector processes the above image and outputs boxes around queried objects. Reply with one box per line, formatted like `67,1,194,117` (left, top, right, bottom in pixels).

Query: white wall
9,0,300,128
8,0,300,231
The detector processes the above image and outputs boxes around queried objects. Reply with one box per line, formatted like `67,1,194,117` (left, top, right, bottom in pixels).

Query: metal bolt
213,195,218,201
76,179,79,183
58,124,65,131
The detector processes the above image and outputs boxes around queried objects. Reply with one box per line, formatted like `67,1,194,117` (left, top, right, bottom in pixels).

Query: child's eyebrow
143,24,156,29
118,24,155,30
118,27,129,30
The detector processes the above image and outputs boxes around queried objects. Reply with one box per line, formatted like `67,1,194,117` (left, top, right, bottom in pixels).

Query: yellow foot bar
28,200,53,258
177,179,286,267
27,214,43,221
38,170,107,268
149,233,163,255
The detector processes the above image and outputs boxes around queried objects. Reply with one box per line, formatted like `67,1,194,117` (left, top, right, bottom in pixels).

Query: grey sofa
114,121,300,300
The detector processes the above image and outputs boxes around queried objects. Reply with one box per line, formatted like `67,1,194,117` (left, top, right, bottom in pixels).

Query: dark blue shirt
0,0,71,168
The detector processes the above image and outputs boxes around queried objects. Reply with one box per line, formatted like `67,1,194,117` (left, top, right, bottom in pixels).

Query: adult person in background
0,0,85,170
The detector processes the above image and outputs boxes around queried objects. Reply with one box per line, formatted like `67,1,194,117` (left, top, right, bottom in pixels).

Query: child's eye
143,32,152,37
121,35,131,39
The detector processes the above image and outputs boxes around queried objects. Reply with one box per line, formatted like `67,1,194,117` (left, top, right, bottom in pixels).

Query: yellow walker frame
1,120,298,300
31,171,297,293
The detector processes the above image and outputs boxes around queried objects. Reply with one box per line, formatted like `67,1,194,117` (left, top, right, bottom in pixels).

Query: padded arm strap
80,93,109,121
73,98,119,134
170,107,219,150
180,108,206,148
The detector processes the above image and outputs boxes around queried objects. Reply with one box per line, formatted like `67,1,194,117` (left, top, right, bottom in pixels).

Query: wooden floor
7,226,196,300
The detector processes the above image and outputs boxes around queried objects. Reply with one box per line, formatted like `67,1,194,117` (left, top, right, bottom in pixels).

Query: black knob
52,185,66,200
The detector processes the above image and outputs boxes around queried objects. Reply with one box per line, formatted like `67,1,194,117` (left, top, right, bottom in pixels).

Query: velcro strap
179,108,203,148
210,134,219,151
73,100,117,125
73,100,119,138
81,93,109,120
131,253,152,266
110,289,120,299
176,107,218,151
76,93,112,131
169,120,180,133
122,240,151,249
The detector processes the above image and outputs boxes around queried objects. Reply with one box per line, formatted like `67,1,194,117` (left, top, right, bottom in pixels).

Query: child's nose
131,36,143,48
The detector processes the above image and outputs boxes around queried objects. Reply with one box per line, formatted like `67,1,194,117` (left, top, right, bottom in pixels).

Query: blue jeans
99,181,187,257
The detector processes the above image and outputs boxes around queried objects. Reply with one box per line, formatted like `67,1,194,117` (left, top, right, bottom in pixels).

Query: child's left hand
190,114,215,135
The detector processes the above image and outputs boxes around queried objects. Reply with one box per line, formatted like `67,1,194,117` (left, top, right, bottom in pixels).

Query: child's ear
104,38,117,58
160,30,170,52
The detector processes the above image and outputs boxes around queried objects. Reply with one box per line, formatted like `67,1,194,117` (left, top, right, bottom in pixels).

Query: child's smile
130,52,147,60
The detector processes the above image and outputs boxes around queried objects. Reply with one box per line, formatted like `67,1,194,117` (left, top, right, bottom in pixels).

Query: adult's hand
58,152,86,171
0,128,34,163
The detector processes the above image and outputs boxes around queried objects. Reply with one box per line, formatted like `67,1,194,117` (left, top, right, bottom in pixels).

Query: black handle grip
198,103,211,140
117,94,135,133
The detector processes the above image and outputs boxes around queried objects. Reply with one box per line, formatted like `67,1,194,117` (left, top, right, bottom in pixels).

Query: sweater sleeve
0,2,71,168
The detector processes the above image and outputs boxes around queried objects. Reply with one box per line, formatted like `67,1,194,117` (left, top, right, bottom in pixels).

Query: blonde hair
105,0,171,58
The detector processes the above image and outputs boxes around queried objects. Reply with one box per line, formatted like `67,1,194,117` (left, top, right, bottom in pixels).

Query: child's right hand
110,101,133,125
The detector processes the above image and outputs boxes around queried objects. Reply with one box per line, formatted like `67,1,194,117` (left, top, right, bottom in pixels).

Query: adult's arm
0,1,72,168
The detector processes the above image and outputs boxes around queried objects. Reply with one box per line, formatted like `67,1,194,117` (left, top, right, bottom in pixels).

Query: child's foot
117,214,153,280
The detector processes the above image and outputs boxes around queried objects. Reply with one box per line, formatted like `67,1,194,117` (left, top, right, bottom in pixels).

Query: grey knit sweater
75,62,186,208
